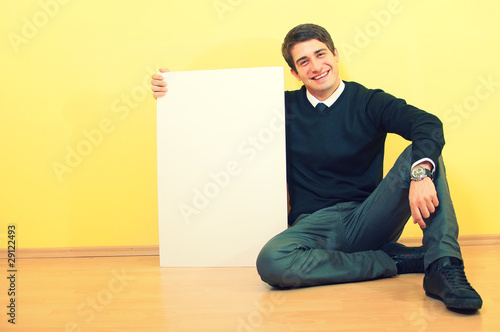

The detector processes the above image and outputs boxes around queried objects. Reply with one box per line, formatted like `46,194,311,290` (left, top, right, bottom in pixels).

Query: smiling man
255,23,482,311
150,23,482,311
289,39,341,101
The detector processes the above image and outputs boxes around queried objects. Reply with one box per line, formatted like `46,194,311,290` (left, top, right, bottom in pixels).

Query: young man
151,24,482,311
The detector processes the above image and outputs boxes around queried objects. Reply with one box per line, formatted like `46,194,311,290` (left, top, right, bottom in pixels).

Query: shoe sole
425,291,483,310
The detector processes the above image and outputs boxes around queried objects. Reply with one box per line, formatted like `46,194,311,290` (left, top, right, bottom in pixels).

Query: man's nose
310,58,321,72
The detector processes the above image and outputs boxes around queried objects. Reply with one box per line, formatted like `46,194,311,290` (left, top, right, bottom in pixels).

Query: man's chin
305,83,337,100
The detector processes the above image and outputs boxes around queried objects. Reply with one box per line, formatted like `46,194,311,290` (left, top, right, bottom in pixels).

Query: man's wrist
411,158,435,173
417,161,433,171
410,164,434,181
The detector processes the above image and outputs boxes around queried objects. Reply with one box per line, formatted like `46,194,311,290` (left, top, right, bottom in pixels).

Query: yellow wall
1,0,499,248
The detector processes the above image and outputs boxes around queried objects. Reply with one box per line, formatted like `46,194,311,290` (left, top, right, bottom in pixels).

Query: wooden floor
3,245,499,332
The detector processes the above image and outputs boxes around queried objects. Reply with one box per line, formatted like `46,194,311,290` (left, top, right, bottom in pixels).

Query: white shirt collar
306,79,345,108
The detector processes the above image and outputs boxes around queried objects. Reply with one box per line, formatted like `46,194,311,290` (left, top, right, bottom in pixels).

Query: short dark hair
282,24,336,72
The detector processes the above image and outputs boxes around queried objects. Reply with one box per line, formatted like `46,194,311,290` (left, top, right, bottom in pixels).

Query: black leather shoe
424,257,482,310
380,242,425,274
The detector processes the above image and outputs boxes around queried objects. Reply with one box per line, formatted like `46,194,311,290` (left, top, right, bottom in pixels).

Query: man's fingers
420,194,439,217
151,78,167,86
151,68,170,99
153,91,167,100
151,84,167,92
414,218,427,229
426,201,436,215
410,204,427,229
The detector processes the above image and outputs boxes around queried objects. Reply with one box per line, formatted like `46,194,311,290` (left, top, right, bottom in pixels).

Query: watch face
412,166,425,178
411,166,431,180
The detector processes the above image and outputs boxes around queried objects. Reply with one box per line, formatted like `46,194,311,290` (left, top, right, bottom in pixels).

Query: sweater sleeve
364,88,445,166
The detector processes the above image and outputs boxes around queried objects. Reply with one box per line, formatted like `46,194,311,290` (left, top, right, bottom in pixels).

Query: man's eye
299,60,308,66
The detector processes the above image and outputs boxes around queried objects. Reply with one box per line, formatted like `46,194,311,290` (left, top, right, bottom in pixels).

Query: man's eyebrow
295,56,308,65
295,48,328,65
315,48,328,54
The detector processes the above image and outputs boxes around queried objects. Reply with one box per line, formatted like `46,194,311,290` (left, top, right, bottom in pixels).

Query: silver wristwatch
410,165,433,181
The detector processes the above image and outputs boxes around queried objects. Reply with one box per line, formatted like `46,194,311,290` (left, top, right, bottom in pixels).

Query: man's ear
333,48,340,62
290,68,301,81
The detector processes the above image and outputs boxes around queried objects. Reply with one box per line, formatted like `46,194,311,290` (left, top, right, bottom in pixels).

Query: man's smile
311,70,330,81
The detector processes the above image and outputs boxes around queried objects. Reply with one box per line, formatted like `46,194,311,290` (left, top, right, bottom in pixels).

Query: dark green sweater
285,81,444,224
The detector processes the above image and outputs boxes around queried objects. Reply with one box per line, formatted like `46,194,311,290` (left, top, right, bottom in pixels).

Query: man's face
290,39,340,101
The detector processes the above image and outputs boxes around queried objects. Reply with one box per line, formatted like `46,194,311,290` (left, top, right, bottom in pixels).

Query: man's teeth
313,72,328,80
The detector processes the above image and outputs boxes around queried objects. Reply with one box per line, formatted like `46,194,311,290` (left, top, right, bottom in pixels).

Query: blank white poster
157,67,287,267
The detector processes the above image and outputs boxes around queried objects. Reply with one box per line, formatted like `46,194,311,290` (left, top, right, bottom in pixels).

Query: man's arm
409,161,439,229
366,90,444,229
366,88,445,168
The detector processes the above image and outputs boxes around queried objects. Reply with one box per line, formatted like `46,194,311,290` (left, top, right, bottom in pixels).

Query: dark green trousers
256,145,462,288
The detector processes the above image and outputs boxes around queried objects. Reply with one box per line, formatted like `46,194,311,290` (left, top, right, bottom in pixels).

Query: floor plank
2,245,499,331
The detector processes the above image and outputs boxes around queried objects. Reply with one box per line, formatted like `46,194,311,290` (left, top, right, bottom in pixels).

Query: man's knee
256,244,284,287
256,243,304,289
